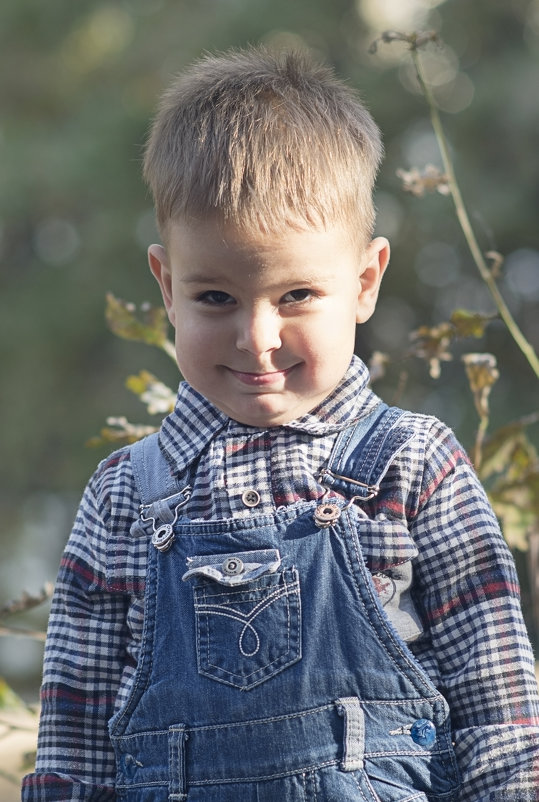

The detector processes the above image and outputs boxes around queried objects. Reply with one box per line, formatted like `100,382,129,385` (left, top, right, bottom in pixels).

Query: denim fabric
109,406,460,801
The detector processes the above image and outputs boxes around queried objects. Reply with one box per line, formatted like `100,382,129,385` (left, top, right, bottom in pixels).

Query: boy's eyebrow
179,273,328,287
178,274,223,284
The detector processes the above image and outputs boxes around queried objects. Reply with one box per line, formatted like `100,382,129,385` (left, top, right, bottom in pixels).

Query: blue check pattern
23,357,539,800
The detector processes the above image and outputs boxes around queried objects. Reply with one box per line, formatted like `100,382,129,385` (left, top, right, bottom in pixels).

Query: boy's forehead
163,217,367,289
165,215,363,256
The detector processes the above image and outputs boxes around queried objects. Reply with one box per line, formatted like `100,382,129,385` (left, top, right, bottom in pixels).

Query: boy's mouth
226,366,296,386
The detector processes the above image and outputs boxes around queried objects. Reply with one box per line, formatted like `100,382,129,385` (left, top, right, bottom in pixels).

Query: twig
472,416,489,470
0,717,37,732
0,625,46,641
409,45,539,379
0,584,53,620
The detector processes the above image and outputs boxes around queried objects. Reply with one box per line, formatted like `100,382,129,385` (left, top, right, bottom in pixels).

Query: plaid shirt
23,357,539,801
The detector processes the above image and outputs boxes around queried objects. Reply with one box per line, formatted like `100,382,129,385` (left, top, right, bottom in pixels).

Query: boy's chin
214,392,329,428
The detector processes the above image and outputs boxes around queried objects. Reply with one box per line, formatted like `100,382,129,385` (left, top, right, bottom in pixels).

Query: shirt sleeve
22,449,140,802
408,420,539,801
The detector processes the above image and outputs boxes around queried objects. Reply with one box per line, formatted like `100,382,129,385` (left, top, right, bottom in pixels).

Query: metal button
222,556,245,576
241,489,261,508
410,719,436,748
314,502,341,528
151,524,175,552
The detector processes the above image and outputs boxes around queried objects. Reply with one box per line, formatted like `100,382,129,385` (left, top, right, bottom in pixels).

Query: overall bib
108,404,461,801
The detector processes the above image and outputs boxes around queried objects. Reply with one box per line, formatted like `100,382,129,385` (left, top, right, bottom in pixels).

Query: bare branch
0,584,54,620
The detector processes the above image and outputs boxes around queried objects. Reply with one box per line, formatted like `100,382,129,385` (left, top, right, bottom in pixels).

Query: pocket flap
182,548,281,586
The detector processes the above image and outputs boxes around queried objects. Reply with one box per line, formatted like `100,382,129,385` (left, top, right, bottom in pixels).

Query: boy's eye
196,290,235,306
281,289,313,303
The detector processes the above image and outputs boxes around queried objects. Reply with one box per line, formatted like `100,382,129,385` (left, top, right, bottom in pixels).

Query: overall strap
107,433,187,585
129,432,189,542
318,402,415,501
130,431,181,505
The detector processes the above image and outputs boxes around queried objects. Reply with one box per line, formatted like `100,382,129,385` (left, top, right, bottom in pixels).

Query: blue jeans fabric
109,405,460,801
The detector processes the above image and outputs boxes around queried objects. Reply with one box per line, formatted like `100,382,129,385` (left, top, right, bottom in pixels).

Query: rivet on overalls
151,524,175,553
314,502,341,528
141,486,191,553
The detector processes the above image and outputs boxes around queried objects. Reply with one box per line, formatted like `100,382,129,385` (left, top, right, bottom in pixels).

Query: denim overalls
108,403,461,801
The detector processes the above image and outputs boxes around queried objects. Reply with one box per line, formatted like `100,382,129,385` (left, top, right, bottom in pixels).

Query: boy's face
149,220,389,427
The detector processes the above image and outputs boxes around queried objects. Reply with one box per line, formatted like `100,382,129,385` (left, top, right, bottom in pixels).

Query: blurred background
1,0,538,713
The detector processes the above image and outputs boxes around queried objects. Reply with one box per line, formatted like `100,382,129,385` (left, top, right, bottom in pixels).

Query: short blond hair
143,46,382,244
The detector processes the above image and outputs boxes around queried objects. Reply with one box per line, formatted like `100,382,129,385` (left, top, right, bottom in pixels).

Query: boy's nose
235,307,282,355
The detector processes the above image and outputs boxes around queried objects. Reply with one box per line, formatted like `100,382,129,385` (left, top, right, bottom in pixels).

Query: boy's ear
148,244,176,327
355,237,390,324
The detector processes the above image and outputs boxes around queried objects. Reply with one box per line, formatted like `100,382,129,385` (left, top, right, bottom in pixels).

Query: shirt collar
159,355,377,473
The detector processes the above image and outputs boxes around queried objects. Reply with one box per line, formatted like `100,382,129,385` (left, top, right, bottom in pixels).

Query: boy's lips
226,365,296,386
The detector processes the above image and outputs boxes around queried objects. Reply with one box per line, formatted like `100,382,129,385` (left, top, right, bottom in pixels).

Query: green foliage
479,421,539,552
0,678,24,711
0,584,50,780
85,417,158,449
125,371,176,415
105,293,176,360
450,309,496,339
404,309,493,380
87,299,177,448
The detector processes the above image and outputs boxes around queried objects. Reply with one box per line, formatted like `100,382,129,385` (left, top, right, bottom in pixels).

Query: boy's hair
143,46,383,243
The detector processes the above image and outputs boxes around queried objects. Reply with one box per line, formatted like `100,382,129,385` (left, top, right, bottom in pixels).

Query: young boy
23,47,539,801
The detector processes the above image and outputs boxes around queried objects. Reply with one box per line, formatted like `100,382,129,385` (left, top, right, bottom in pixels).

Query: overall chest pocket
182,549,301,690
